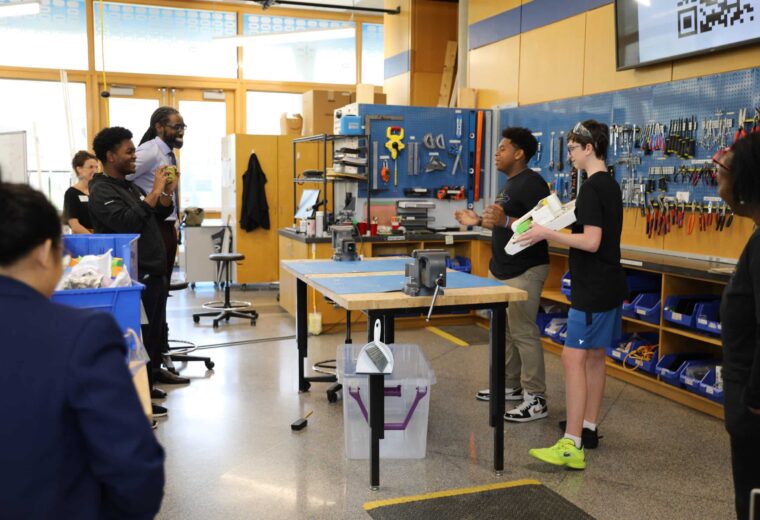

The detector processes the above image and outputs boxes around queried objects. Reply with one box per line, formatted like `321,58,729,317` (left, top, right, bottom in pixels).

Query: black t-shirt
568,171,627,312
490,168,551,279
721,229,760,409
63,187,93,230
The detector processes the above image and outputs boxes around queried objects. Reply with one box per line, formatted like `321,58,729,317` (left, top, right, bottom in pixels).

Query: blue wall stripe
469,0,613,51
384,50,410,79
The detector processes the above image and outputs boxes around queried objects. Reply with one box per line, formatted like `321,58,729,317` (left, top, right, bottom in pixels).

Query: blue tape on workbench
313,271,506,295
283,259,412,275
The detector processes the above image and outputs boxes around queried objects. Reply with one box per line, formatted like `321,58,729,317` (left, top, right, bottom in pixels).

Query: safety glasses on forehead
572,122,593,139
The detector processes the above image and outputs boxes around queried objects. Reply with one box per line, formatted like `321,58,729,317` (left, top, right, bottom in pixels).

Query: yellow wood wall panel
518,15,586,105
672,42,760,81
233,134,280,283
411,0,458,73
384,0,412,56
661,214,754,261
385,72,411,105
582,4,672,95
468,0,521,25
469,36,520,108
411,71,445,107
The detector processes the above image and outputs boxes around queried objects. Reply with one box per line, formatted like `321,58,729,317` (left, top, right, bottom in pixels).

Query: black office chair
164,281,215,371
192,253,258,328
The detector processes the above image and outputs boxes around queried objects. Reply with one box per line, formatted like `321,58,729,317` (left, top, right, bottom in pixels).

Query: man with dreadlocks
128,106,191,389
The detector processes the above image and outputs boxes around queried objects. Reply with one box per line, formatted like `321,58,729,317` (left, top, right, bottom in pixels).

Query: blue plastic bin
63,234,139,279
543,318,567,343
536,311,567,337
663,295,719,329
560,271,571,300
680,360,718,394
656,355,688,387
633,293,661,324
607,332,658,364
445,256,471,273
697,368,725,404
52,283,144,334
694,301,721,336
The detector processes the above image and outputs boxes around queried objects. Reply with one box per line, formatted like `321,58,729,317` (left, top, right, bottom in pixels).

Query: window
177,100,226,209
246,91,303,135
361,23,384,86
0,0,88,70
0,79,87,210
94,3,238,78
242,15,356,84
108,98,160,146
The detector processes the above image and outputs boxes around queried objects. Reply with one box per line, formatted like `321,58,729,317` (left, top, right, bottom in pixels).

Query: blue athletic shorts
564,307,622,350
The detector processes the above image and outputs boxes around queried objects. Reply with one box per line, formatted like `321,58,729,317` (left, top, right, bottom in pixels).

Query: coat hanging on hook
240,152,270,231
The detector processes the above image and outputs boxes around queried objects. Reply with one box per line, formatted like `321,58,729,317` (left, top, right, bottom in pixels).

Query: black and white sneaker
504,394,548,422
152,404,168,418
475,387,523,402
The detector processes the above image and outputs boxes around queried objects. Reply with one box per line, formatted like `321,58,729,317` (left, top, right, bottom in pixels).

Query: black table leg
345,310,352,344
296,278,309,392
369,373,384,490
489,304,507,474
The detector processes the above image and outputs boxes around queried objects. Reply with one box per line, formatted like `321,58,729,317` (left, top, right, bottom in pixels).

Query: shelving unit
541,249,727,419
292,134,371,233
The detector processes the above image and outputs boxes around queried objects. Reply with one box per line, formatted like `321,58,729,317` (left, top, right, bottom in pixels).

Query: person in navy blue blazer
0,183,165,519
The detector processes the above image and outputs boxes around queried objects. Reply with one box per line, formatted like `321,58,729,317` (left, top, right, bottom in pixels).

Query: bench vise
332,225,359,262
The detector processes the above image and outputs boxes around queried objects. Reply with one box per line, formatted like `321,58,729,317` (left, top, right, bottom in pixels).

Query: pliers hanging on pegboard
686,202,697,235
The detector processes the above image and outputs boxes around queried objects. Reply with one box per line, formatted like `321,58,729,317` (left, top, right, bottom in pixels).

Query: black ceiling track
250,1,400,15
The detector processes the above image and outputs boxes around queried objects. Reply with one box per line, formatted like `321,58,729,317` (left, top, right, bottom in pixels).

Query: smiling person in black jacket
89,126,181,418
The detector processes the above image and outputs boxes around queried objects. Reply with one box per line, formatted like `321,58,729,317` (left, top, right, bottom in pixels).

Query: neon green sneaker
529,438,586,469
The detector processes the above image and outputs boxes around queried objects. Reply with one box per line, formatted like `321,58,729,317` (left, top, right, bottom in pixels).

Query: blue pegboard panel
356,104,487,203
498,66,760,207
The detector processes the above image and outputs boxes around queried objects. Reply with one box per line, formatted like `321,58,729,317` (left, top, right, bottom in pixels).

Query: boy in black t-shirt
455,127,551,422
518,120,626,470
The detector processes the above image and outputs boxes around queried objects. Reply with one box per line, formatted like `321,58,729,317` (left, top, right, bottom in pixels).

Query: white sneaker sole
504,411,548,423
475,391,524,402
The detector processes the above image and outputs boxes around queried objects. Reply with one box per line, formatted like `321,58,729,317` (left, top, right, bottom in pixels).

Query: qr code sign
677,0,755,38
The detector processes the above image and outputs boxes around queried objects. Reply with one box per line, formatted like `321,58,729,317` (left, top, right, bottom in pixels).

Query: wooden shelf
540,337,724,419
541,289,570,305
622,316,661,328
661,325,723,347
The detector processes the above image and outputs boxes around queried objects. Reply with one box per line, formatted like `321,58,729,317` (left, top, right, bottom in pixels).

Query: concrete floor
155,285,734,520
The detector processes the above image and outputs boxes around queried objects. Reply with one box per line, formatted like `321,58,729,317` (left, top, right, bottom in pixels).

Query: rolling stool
192,253,258,328
164,281,215,371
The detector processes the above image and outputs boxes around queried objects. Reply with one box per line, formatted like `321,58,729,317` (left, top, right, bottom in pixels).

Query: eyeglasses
566,144,583,153
164,123,187,131
711,147,732,172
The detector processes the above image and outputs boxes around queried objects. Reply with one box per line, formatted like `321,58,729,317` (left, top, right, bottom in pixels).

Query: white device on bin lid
504,193,576,255
356,320,394,375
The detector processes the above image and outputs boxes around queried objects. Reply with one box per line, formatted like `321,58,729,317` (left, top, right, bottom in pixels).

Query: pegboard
356,104,486,204
498,66,760,208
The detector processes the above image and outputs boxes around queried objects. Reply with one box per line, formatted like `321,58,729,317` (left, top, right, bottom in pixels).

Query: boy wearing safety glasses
516,120,627,469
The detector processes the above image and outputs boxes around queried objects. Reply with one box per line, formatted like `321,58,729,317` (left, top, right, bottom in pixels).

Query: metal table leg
296,278,309,392
489,304,507,474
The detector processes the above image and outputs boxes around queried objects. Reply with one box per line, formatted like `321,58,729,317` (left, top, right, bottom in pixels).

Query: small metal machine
331,225,359,261
403,249,448,321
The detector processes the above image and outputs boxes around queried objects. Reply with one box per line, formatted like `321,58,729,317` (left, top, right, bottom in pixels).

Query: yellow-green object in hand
515,218,532,235
165,165,177,183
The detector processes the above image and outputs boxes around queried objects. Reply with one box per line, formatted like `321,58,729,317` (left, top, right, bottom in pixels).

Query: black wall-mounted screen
615,0,760,70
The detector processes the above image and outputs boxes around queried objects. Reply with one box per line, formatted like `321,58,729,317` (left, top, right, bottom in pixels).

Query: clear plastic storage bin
337,343,436,459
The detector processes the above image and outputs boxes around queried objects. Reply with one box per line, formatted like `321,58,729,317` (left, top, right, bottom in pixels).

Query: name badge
79,195,89,202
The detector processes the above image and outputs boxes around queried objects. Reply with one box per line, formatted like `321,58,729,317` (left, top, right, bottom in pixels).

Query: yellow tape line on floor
425,326,469,347
363,479,542,510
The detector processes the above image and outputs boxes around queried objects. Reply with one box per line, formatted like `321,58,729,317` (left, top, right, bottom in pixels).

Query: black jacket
89,174,173,277
240,153,270,231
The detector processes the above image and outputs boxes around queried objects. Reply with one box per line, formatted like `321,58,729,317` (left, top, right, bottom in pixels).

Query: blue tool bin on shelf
63,234,139,279
694,301,722,335
663,295,720,329
607,332,658,364
536,311,567,337
52,283,144,335
445,256,471,273
680,360,719,394
698,367,724,404
560,271,571,299
632,293,661,324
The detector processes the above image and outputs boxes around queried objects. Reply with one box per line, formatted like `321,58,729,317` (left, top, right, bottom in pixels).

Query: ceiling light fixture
214,26,355,48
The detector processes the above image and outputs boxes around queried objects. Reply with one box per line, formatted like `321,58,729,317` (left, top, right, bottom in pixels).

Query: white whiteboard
0,131,27,184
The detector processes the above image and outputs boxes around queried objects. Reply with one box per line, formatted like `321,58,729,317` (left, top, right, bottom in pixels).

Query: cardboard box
280,113,303,136
457,88,477,108
349,90,387,105
303,90,352,135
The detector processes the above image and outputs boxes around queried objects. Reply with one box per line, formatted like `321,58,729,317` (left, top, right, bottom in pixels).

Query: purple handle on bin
348,386,428,431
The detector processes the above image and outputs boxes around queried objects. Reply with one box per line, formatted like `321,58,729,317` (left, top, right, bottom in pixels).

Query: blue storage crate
52,282,144,335
656,355,688,387
680,360,718,394
560,271,571,299
607,332,658,363
543,318,567,343
624,345,659,375
694,301,721,336
633,292,661,324
536,311,567,337
663,295,719,329
63,234,139,279
697,367,725,404
622,297,637,319
445,256,471,273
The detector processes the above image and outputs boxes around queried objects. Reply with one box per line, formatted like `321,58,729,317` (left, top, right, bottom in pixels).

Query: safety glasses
572,122,593,140
711,146,732,172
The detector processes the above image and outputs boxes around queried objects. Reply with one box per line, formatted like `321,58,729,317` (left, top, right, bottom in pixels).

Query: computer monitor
294,189,320,220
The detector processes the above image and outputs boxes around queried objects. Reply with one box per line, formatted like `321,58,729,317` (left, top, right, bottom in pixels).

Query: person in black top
521,120,626,470
63,150,99,234
89,126,182,419
455,127,552,422
715,134,760,520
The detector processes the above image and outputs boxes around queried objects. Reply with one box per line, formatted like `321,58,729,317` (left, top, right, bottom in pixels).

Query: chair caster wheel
225,316,230,322
205,360,215,369
326,383,342,403
213,321,219,328
190,283,196,290
250,319,256,326
193,316,200,323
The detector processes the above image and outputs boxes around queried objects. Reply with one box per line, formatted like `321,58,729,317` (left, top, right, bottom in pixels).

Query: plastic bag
124,328,151,375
